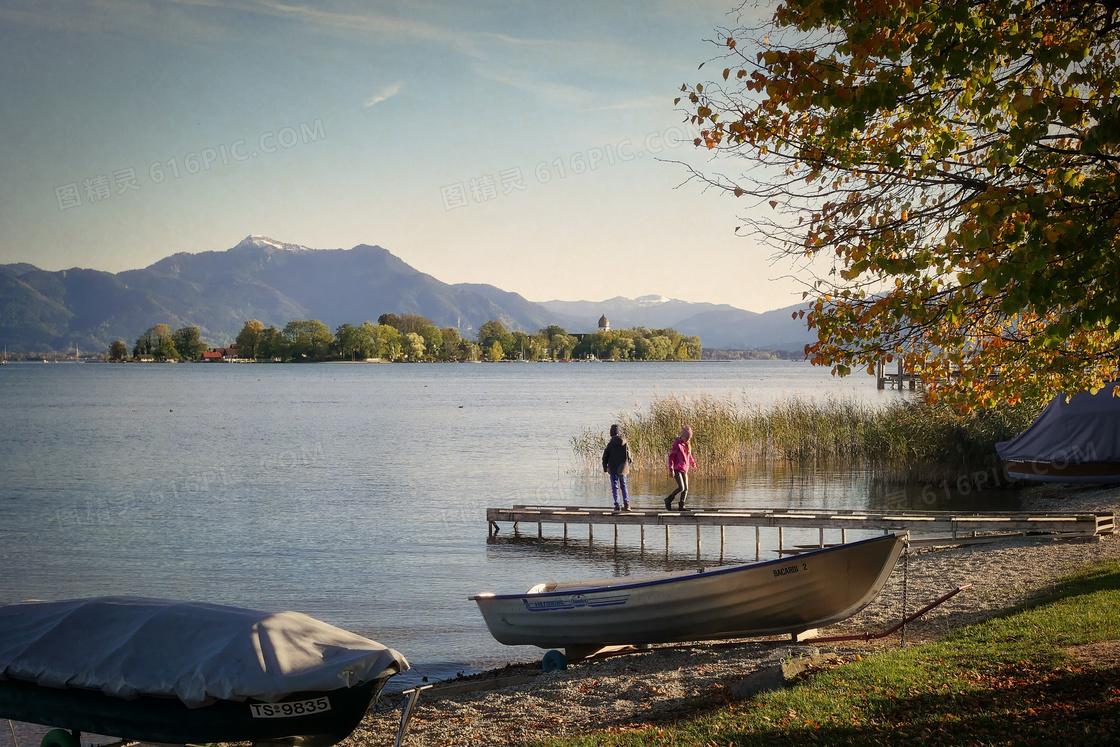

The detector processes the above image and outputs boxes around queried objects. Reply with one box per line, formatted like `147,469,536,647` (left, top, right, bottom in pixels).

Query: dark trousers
666,470,688,508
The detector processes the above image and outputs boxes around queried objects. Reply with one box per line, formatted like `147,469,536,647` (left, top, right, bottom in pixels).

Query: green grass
573,394,1042,485
528,559,1120,746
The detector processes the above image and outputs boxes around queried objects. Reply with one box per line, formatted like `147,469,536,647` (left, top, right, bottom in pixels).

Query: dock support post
640,524,645,554
614,524,619,549
563,523,568,543
665,525,670,553
720,526,726,561
755,526,761,560
538,522,542,539
696,526,701,560
819,527,825,548
779,526,785,555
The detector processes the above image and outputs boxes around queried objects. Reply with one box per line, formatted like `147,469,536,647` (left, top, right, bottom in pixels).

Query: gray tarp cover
996,383,1120,463
0,597,409,708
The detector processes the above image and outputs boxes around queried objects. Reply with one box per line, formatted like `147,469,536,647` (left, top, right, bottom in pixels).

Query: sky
0,0,806,314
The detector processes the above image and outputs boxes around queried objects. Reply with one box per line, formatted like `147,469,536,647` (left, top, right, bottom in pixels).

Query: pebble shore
347,483,1120,747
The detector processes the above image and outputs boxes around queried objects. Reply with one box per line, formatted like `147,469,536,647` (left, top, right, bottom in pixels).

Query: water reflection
486,531,736,574
867,477,1023,513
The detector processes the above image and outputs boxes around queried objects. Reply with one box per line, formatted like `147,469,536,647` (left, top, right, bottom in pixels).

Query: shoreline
348,482,1120,747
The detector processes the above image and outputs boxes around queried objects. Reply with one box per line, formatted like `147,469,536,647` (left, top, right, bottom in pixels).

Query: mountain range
0,236,814,355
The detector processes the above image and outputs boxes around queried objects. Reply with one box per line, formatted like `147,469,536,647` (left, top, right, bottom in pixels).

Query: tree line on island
115,314,702,363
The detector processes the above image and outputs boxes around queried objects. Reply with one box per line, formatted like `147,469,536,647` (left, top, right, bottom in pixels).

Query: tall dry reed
573,393,1042,484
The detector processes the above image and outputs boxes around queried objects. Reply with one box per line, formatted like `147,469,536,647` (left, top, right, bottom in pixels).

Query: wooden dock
875,359,922,390
487,505,1114,559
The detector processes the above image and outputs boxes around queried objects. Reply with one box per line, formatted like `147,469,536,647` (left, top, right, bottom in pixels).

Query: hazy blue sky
0,0,804,312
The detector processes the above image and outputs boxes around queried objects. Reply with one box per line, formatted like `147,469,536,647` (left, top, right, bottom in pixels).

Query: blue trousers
609,474,629,506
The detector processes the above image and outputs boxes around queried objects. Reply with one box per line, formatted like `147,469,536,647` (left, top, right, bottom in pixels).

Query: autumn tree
236,320,265,359
283,319,333,361
477,320,515,360
133,324,175,360
377,313,402,330
509,330,533,360
681,0,1120,408
403,332,426,361
417,324,443,360
258,326,285,360
378,312,435,336
539,325,576,360
335,322,376,360
440,327,464,360
171,326,207,361
373,324,402,360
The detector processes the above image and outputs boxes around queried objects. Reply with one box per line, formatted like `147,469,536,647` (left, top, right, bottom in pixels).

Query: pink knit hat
679,425,692,440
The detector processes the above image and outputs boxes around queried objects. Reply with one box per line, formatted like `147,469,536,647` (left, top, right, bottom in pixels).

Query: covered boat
470,532,906,652
996,383,1120,483
0,597,408,747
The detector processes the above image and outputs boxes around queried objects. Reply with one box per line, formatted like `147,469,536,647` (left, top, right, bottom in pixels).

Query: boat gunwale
470,532,905,602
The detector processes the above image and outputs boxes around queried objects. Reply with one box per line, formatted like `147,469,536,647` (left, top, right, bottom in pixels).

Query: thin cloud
588,95,672,112
364,81,404,108
473,64,595,109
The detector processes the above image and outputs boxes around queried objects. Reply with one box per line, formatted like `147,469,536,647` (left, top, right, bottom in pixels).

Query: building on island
571,314,610,344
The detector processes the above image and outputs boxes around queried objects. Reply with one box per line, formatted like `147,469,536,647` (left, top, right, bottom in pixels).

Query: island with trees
109,314,702,363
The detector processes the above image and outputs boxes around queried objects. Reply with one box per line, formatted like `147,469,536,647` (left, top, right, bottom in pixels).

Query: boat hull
0,675,389,747
1003,460,1120,484
471,533,906,649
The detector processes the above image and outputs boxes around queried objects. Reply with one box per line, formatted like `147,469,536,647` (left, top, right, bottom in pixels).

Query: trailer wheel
541,649,567,671
41,730,79,747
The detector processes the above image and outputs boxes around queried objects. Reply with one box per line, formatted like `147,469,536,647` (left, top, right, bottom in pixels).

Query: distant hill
0,236,815,354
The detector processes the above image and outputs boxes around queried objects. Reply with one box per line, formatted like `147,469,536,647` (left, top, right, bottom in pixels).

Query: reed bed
573,393,1042,485
863,397,1042,484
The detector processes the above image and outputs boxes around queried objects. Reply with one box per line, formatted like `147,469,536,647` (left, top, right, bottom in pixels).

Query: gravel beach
346,483,1120,747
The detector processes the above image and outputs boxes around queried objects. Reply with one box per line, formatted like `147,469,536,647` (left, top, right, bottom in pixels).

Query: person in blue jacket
602,424,633,511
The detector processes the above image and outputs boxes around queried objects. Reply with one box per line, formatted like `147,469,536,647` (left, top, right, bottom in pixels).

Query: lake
0,360,1009,705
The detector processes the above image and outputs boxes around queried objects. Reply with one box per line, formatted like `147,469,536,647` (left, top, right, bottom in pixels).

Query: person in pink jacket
664,425,696,511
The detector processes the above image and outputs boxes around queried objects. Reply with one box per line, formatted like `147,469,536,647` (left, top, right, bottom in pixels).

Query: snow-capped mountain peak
238,235,309,253
634,294,673,305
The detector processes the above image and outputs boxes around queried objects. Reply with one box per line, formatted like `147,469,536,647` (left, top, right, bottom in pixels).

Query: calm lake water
0,360,1015,711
